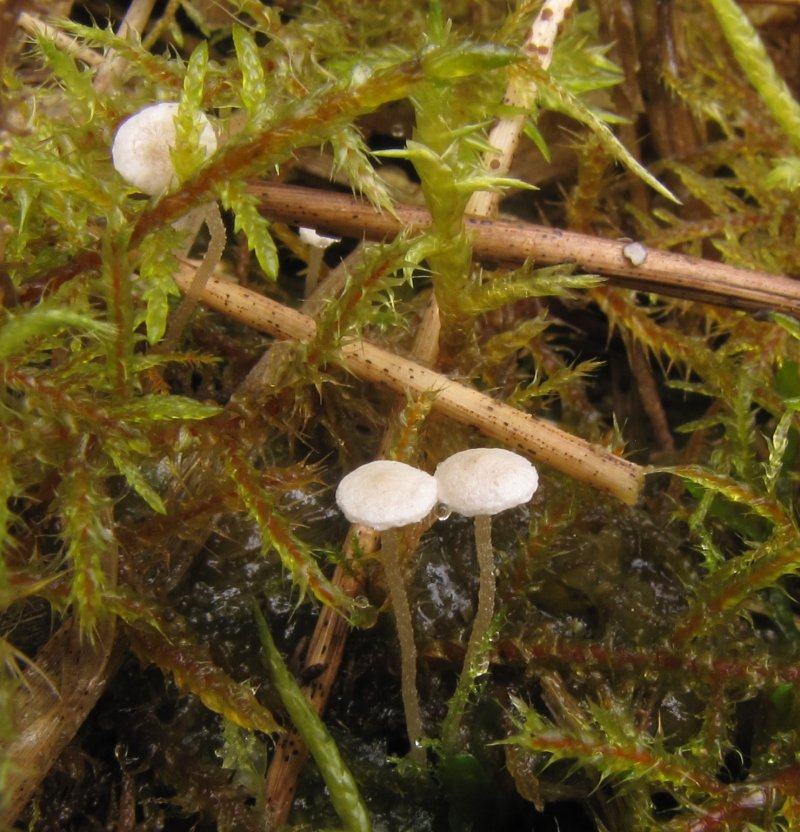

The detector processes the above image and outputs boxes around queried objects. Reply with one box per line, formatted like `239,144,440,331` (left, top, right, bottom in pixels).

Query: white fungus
298,226,341,297
299,226,341,249
111,102,217,195
335,460,437,531
336,459,437,763
622,241,648,267
435,447,538,749
435,447,539,518
111,102,224,350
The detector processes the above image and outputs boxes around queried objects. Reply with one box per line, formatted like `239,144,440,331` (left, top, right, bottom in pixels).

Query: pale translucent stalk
464,514,496,680
442,514,495,749
381,528,425,763
305,246,324,297
161,202,226,350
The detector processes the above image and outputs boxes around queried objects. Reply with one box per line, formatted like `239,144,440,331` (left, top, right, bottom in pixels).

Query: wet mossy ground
4,1,800,830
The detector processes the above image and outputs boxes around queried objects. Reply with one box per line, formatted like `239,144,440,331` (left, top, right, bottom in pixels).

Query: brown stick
249,183,800,316
174,261,644,505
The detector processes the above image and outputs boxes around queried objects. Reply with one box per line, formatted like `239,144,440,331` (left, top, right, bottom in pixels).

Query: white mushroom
336,460,437,763
435,448,538,746
111,102,224,349
298,227,341,249
111,101,217,196
336,460,437,531
298,226,341,297
435,447,539,519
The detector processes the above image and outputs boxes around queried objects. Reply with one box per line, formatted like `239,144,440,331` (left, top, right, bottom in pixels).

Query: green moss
3,1,800,829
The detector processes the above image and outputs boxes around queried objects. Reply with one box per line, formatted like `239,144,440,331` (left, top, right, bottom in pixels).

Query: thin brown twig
93,0,158,94
16,12,103,66
174,261,644,504
249,183,800,316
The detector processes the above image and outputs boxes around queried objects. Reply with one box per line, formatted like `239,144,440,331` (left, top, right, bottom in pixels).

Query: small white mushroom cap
111,102,217,195
335,460,437,531
435,448,538,517
299,226,341,248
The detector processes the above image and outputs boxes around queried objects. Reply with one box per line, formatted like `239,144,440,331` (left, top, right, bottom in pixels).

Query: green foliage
254,603,372,832
231,24,269,126
172,42,212,185
709,0,800,150
4,1,800,830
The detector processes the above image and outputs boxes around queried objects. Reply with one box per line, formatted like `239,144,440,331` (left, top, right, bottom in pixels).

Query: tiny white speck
623,241,648,266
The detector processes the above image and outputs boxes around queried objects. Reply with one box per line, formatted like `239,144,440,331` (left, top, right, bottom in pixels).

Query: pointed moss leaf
60,464,114,638
254,604,372,832
224,451,374,626
233,23,268,120
523,119,551,163
549,13,624,97
36,35,96,120
709,0,800,152
538,78,679,204
669,465,787,527
110,395,222,423
183,41,208,110
462,266,604,314
11,142,115,210
331,127,394,213
106,445,166,515
455,174,536,195
763,405,800,494
220,182,279,278
763,157,800,192
131,623,280,735
173,42,210,183
421,42,520,80
0,307,114,360
484,318,550,366
138,230,182,344
375,140,439,166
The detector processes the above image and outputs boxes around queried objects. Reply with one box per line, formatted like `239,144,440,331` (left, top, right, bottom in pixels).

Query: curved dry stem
381,528,426,764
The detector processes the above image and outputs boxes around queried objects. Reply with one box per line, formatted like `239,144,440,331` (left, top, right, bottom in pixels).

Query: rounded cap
336,460,437,531
112,102,217,195
435,448,538,517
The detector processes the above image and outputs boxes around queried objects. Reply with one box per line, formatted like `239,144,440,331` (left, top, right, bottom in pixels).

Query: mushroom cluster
335,449,538,761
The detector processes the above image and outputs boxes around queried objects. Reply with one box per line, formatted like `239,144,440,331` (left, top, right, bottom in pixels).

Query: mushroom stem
442,514,496,749
381,528,426,763
161,202,226,351
466,514,496,680
305,246,324,297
